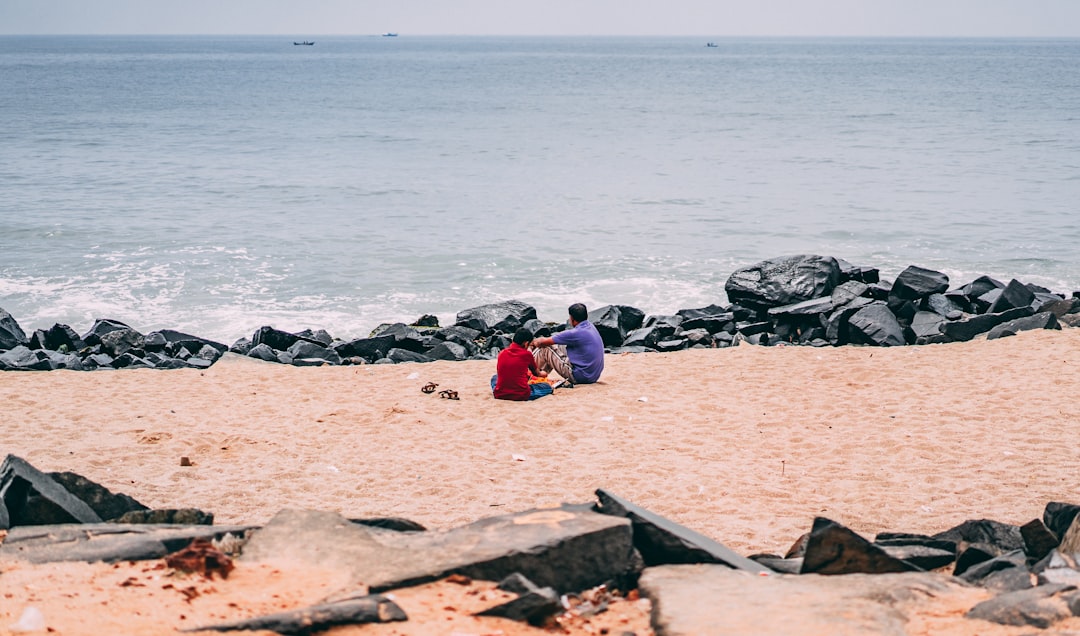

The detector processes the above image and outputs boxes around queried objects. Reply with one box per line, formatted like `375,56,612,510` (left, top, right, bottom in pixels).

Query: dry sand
2,327,1080,635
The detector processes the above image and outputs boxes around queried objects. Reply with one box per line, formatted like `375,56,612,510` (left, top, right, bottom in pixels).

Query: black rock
287,340,342,365
924,293,962,317
80,318,131,347
47,471,148,522
934,518,1024,553
965,583,1080,628
801,517,919,575
877,544,956,570
251,325,303,352
981,566,1036,593
822,297,874,345
476,584,561,626
676,306,735,334
332,334,397,362
767,296,835,318
412,314,440,328
350,517,427,532
296,328,334,347
152,329,228,357
830,280,870,307
960,275,1006,305
247,343,279,362
98,328,146,358
28,323,83,352
989,278,1037,314
0,346,54,371
1044,502,1080,540
1021,518,1060,562
376,323,429,353
656,338,688,352
910,311,946,343
0,307,28,350
0,455,103,528
589,305,632,347
940,306,1035,342
725,255,841,310
959,549,1027,583
847,303,906,346
426,341,468,361
184,596,407,634
986,311,1060,340
386,348,433,364
113,509,215,525
455,300,537,334
595,489,771,573
889,265,949,301
229,337,253,355
873,532,957,554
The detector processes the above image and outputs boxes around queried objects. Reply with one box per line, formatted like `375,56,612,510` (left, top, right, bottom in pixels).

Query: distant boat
293,41,315,46
382,33,398,37
706,42,718,48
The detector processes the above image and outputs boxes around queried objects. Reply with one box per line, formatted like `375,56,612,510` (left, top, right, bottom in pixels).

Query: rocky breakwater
10,454,1080,632
2,255,1079,371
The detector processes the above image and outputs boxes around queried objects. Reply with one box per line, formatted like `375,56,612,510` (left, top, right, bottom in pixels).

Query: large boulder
333,334,397,362
588,305,645,347
889,265,949,302
940,306,1035,342
28,323,83,352
0,307,28,350
455,301,537,334
986,311,1060,340
847,303,906,347
725,255,841,310
80,318,133,347
251,325,303,352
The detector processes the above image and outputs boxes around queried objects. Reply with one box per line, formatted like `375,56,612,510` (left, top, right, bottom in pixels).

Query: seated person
531,302,604,386
491,328,554,401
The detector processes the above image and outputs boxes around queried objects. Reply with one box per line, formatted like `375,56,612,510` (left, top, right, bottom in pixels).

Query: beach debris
476,577,561,626
438,389,459,400
511,454,526,462
165,538,235,579
421,381,438,394
180,456,192,466
8,606,46,634
183,595,407,634
406,371,420,379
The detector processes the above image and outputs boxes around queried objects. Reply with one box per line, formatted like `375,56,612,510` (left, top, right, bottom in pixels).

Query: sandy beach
3,327,1080,634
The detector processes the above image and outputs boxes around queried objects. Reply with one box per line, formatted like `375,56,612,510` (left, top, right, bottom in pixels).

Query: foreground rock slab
640,565,971,636
184,595,407,634
0,523,255,564
241,506,635,594
595,489,770,573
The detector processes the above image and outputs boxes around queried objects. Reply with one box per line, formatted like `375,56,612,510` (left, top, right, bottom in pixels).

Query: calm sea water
2,35,1078,343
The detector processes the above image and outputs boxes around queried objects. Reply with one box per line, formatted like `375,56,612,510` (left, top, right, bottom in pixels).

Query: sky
2,0,1079,37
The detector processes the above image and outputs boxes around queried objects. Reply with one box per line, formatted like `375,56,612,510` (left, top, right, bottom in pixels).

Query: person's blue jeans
491,374,553,400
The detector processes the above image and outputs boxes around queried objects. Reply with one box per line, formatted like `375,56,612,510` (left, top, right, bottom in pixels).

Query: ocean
2,35,1078,344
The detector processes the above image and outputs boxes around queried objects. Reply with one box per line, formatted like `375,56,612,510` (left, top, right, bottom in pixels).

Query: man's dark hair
513,327,532,346
568,303,588,323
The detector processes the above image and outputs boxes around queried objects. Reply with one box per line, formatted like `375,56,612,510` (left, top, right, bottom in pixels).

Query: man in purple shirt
531,303,605,385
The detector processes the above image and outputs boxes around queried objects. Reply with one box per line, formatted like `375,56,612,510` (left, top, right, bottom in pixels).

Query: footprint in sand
136,432,173,444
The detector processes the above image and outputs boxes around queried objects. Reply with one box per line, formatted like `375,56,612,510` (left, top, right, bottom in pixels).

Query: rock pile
3,255,1078,370
7,454,1080,632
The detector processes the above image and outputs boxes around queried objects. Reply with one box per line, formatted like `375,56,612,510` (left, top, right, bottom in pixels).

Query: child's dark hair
513,328,532,345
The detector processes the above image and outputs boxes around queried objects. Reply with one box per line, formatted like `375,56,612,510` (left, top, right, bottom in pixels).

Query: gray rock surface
241,506,634,594
966,583,1080,628
0,523,254,563
640,565,967,636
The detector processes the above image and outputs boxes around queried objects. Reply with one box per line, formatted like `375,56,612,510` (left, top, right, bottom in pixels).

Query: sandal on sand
421,382,438,394
438,389,459,400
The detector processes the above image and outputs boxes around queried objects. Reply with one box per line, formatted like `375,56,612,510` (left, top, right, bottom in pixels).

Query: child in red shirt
491,328,554,401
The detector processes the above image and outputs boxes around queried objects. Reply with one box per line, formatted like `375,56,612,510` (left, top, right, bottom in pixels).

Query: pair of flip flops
421,382,459,400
